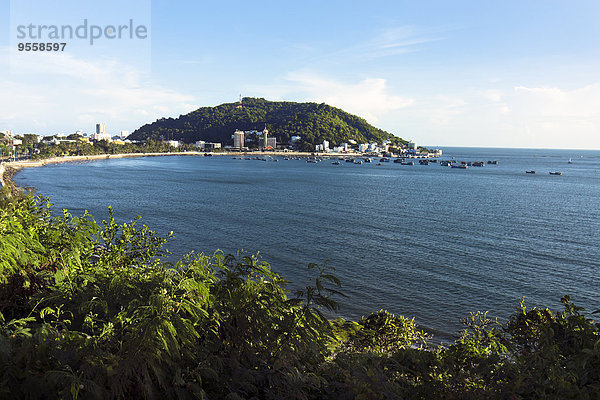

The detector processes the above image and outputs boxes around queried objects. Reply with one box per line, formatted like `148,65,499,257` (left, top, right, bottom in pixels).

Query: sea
14,147,600,342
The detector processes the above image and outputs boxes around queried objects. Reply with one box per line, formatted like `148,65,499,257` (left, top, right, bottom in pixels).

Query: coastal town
3,122,573,189
0,124,443,161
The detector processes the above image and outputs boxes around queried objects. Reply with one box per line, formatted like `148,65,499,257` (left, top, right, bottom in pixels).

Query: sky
1,0,600,149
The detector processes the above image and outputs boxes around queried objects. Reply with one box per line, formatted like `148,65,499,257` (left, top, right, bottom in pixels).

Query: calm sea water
14,147,600,341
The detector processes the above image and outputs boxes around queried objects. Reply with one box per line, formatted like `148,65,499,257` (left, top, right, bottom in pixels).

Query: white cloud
387,83,600,149
0,47,196,134
286,73,414,123
482,90,503,103
344,26,442,59
505,84,600,148
249,72,414,124
514,84,600,118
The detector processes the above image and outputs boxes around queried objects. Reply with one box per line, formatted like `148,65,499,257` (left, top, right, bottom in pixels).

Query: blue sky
1,0,600,148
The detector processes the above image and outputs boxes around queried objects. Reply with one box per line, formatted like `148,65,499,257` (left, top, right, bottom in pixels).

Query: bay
14,147,600,342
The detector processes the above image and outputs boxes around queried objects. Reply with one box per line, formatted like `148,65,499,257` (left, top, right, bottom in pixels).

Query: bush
1,190,599,399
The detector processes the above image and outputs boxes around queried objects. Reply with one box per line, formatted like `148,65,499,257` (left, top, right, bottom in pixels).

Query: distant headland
130,97,431,153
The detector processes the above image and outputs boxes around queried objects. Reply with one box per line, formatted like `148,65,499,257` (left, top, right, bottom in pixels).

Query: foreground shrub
0,190,598,399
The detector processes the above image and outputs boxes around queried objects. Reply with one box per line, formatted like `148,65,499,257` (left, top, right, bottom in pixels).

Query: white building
233,129,245,149
195,141,221,150
120,130,130,139
167,140,179,147
205,142,221,150
93,132,112,141
260,128,270,150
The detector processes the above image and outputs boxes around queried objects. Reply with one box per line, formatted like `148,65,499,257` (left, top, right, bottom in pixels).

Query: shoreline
0,149,435,192
0,151,317,190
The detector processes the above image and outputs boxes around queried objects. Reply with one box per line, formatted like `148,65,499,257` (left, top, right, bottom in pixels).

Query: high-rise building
258,129,276,150
120,130,129,139
262,128,268,150
233,130,245,149
93,123,111,141
259,128,275,150
266,137,276,149
96,123,106,135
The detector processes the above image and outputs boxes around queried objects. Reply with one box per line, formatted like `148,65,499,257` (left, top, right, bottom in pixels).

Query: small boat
418,160,430,165
380,158,390,162
451,164,468,169
376,163,382,166
487,160,498,165
393,158,404,163
331,161,341,165
472,161,485,167
568,158,572,164
354,160,363,164
549,171,562,175
364,158,372,163
401,161,414,165
526,170,536,174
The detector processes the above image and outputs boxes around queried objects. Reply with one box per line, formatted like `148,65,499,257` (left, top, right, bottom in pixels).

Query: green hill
130,97,407,150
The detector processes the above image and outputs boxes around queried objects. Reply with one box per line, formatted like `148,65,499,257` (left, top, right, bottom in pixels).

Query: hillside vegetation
130,98,407,150
1,188,599,399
